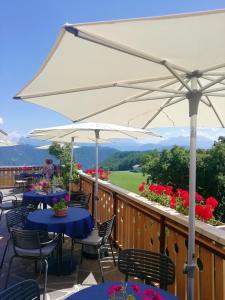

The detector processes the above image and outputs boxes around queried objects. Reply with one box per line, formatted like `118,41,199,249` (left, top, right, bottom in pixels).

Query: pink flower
64,194,70,204
131,284,141,295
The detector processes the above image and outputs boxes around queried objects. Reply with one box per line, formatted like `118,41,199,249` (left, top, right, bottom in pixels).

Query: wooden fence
1,167,225,300
80,174,225,300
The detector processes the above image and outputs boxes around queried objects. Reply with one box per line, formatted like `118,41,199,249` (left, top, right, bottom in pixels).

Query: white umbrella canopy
35,144,80,149
15,10,225,300
29,122,159,227
0,130,17,147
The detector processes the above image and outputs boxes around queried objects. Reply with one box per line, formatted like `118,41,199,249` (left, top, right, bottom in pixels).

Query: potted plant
53,194,70,217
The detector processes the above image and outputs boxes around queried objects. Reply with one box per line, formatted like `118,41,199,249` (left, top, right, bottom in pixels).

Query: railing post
160,215,166,254
112,191,117,246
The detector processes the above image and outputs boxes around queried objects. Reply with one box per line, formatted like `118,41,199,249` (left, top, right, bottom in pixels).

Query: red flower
206,197,218,211
76,163,82,170
139,182,145,193
201,206,213,221
195,204,204,218
195,192,204,203
164,185,174,196
169,196,176,209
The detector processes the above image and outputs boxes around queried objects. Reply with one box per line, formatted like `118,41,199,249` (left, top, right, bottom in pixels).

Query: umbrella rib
66,26,190,74
115,83,186,95
163,61,191,92
201,63,225,74
201,74,225,91
130,94,184,102
142,79,190,128
74,78,180,122
204,93,225,97
197,79,224,127
15,76,182,100
203,72,225,77
203,86,225,93
202,75,225,87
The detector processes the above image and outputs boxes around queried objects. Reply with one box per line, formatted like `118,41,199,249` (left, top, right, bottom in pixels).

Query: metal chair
72,215,116,282
0,206,30,269
118,248,175,290
0,279,40,300
0,191,18,221
4,229,60,300
14,174,28,192
69,192,91,209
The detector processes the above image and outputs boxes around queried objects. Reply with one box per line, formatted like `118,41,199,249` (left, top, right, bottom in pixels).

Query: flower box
54,207,68,217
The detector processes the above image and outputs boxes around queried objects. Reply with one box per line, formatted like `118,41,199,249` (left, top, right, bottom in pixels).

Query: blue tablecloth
65,281,179,300
23,190,67,207
26,207,94,238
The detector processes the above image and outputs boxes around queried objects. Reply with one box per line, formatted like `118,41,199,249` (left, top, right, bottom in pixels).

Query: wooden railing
1,167,225,300
79,173,225,300
0,166,43,188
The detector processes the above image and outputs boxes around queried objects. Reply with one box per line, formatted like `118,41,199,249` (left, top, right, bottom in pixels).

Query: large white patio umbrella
29,122,158,225
15,10,225,299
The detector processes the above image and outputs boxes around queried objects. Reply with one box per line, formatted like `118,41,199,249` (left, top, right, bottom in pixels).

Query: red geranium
169,196,176,209
206,197,218,211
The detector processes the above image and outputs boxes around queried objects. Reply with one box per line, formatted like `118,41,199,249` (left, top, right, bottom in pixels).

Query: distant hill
0,144,117,169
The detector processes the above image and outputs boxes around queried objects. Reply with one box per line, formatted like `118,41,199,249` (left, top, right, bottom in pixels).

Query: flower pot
54,207,68,217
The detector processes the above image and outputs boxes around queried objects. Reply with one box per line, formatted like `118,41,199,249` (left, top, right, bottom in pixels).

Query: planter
54,207,68,217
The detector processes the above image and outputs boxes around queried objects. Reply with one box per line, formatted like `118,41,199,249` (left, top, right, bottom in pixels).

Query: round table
26,207,94,238
65,282,179,300
23,190,67,208
26,207,94,275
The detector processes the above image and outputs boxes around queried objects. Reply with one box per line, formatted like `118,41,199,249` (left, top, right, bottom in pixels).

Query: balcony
0,166,225,300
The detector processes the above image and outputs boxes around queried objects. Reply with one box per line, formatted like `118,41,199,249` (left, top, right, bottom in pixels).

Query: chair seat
15,242,57,257
75,229,102,246
1,202,14,210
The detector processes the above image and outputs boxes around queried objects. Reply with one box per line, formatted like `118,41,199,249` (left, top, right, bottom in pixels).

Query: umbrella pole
187,79,200,300
94,130,100,228
69,137,75,201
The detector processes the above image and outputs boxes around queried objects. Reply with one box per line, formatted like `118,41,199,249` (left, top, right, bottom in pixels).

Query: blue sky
1,0,225,143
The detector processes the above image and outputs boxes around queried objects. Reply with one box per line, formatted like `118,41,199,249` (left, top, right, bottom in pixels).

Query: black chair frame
118,248,175,290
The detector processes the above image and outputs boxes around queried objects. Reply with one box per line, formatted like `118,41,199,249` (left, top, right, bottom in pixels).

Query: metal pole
94,130,100,228
69,137,75,201
187,78,200,300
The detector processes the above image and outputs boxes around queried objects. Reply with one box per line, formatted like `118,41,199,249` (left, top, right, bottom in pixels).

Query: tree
49,142,79,187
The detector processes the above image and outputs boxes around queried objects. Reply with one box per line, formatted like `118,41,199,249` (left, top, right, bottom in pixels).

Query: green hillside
109,171,146,194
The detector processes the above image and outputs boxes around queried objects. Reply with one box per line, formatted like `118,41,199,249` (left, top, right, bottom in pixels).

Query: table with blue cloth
26,207,94,275
65,281,180,300
23,190,67,209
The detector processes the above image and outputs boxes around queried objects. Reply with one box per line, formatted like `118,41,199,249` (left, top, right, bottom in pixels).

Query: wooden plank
214,256,225,300
176,233,187,300
166,229,176,296
199,247,214,300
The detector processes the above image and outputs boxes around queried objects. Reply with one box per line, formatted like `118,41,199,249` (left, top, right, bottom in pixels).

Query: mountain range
0,136,215,167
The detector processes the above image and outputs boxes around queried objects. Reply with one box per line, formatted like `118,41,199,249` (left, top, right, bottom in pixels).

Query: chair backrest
118,248,175,290
11,228,41,252
6,207,29,232
70,192,90,209
98,215,115,246
0,191,3,204
0,279,40,300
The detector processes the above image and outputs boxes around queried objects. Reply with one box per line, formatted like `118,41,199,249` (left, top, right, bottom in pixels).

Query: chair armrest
3,194,17,201
41,233,61,246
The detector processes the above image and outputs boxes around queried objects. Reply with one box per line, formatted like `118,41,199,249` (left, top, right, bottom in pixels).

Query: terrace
0,166,225,300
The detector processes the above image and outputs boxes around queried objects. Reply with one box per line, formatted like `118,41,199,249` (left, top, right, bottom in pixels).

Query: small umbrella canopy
36,144,80,149
15,10,225,299
0,130,16,147
29,122,159,226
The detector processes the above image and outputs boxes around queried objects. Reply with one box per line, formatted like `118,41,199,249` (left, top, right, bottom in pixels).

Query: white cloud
0,117,3,124
8,131,24,143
